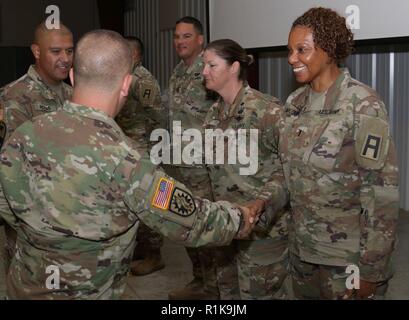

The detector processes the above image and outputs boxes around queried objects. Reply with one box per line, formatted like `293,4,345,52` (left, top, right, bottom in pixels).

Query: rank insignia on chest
286,109,301,117
361,133,382,160
39,104,51,112
169,188,196,217
318,109,340,115
152,178,174,210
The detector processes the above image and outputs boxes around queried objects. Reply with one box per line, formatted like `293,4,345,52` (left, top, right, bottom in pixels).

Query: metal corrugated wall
124,0,207,89
124,0,160,81
259,48,409,210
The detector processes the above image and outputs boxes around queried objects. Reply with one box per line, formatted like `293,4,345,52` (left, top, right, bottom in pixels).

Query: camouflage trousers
162,165,228,297
290,253,388,300
211,244,241,299
135,222,163,253
232,237,289,300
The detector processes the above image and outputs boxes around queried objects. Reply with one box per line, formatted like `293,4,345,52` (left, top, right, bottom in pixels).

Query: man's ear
31,44,40,60
120,74,133,97
198,34,204,47
69,68,74,87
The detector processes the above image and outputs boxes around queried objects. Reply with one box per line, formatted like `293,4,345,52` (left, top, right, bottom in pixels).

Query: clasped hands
235,199,266,239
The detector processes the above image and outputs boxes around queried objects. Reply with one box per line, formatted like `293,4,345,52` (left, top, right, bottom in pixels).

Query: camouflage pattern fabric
115,63,162,150
167,54,220,297
0,65,72,272
168,54,215,139
0,65,72,141
115,62,163,252
0,105,5,227
290,253,388,300
0,101,243,299
283,68,399,288
203,84,290,299
134,222,163,251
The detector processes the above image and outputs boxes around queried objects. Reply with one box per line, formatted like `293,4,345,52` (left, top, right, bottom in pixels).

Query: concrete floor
1,212,409,300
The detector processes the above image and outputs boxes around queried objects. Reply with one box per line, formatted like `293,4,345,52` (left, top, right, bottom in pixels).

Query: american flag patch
152,178,174,210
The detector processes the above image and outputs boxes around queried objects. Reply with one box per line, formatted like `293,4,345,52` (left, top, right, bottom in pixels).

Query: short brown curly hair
292,7,354,64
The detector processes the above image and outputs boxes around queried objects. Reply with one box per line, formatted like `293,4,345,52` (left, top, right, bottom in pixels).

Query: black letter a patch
361,134,382,160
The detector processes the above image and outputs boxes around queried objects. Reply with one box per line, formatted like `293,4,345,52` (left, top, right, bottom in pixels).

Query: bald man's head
74,30,132,91
31,21,74,85
33,21,73,45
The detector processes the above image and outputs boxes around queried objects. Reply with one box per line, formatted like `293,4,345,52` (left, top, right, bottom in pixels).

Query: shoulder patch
355,115,390,170
139,83,157,106
360,133,382,160
151,177,174,210
147,172,197,228
169,188,196,217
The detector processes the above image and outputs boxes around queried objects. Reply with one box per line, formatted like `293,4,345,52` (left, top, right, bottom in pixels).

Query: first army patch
356,115,389,170
361,134,382,160
139,83,156,106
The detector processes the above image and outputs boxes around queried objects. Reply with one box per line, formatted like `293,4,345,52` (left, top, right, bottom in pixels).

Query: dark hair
176,16,203,35
292,7,354,64
205,39,253,81
125,36,144,57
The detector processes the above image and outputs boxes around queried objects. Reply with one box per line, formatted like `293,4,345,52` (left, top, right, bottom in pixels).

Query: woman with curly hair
285,7,399,299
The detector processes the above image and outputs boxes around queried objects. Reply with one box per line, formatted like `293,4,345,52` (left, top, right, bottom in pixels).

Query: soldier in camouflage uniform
0,30,257,300
202,39,290,299
285,8,399,299
166,17,224,300
114,36,165,276
0,21,73,273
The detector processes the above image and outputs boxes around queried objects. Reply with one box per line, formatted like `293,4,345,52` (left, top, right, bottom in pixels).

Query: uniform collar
291,68,351,112
219,83,249,120
62,101,121,130
27,65,70,102
132,62,142,74
175,53,204,77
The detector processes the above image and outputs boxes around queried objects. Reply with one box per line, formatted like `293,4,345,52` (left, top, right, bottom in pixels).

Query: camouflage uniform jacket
203,84,289,259
0,101,244,299
0,65,72,225
0,64,72,141
115,63,162,151
168,54,215,168
284,69,399,282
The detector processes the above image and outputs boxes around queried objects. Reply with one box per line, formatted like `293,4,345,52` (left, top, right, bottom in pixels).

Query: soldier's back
0,102,141,299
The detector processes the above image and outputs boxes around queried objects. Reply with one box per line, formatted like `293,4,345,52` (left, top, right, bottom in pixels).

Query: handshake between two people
235,199,266,239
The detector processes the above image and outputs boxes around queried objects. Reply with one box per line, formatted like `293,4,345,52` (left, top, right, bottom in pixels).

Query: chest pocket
33,100,58,115
288,113,349,172
309,118,349,171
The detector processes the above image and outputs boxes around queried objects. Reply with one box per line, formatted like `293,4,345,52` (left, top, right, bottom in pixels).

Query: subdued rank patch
169,187,196,217
0,121,6,149
361,133,382,160
152,177,174,210
35,103,52,112
139,83,156,106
